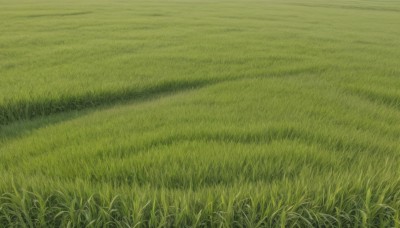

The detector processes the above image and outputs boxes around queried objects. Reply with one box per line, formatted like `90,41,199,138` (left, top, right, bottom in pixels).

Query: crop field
1,0,400,226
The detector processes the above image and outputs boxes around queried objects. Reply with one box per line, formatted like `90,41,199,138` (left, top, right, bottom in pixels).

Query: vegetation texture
1,0,400,226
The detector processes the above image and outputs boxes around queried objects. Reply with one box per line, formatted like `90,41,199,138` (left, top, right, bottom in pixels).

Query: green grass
1,0,400,226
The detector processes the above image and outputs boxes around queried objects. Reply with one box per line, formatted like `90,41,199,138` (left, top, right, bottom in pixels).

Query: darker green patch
347,88,400,111
146,13,166,17
290,3,400,12
24,11,92,18
0,79,214,126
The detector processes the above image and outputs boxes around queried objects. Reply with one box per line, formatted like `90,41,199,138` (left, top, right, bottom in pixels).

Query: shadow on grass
94,126,393,163
0,66,325,141
24,11,92,18
345,87,400,112
0,79,215,141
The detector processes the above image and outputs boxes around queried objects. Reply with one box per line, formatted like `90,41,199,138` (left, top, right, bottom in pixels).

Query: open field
1,0,400,226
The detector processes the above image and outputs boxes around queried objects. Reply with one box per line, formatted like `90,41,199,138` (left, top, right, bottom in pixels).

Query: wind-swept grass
1,0,400,226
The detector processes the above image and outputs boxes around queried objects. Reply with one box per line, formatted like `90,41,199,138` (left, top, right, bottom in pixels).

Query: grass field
1,0,400,226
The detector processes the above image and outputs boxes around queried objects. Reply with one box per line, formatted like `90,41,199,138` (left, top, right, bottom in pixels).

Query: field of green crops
1,0,400,226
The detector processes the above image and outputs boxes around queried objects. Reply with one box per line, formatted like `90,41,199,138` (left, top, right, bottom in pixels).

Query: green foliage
1,0,400,226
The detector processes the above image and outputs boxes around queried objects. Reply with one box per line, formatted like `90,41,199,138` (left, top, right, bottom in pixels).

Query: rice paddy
1,0,400,226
